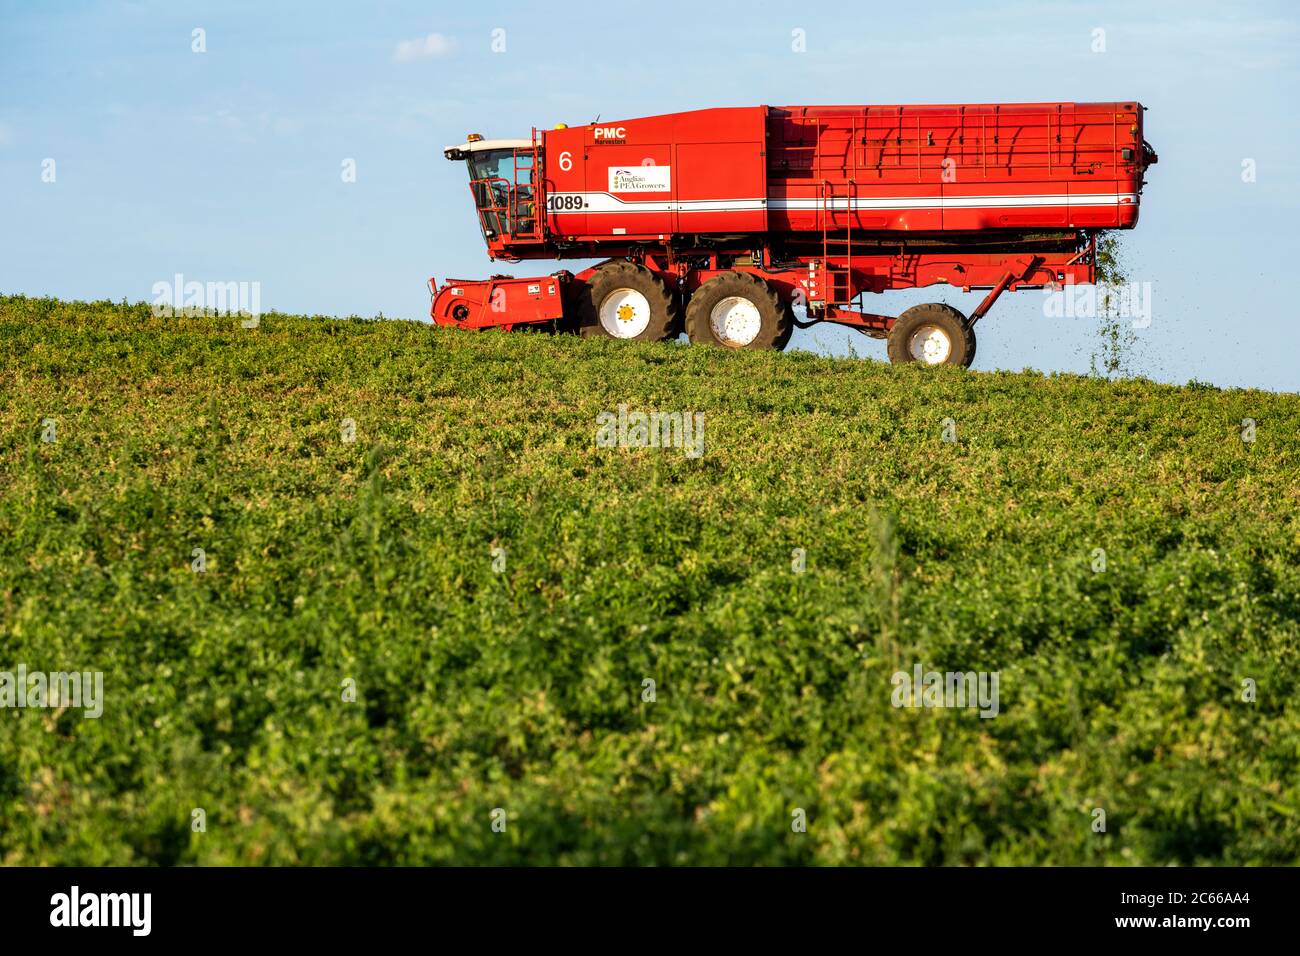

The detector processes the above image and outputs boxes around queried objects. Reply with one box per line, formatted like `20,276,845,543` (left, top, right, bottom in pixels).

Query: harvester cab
443,135,538,250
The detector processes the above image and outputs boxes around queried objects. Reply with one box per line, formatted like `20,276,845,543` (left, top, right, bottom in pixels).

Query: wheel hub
599,288,652,338
709,295,762,347
908,324,953,365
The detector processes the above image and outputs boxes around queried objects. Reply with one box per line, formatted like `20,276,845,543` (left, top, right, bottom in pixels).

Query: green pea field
2,293,1297,865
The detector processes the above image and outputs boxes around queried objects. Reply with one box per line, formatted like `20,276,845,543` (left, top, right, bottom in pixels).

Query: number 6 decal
558,150,573,172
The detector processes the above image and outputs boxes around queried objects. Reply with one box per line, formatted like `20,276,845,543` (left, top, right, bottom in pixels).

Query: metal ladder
819,178,854,306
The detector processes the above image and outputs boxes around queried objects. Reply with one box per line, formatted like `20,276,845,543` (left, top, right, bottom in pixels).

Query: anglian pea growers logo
608,166,671,193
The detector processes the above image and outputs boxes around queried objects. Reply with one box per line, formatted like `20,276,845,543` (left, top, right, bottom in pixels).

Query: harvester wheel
576,262,678,342
685,272,791,350
886,303,976,368
774,304,796,351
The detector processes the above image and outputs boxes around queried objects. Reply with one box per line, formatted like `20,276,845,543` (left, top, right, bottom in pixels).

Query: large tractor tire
886,303,976,368
575,261,678,342
685,271,791,350
775,304,796,351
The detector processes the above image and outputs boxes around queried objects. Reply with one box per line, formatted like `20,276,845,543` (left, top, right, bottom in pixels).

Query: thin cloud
393,33,454,63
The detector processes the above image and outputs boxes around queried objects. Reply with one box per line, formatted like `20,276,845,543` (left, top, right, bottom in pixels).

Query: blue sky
2,0,1297,390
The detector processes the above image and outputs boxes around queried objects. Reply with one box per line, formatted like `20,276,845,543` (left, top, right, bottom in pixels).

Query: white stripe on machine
547,192,1138,214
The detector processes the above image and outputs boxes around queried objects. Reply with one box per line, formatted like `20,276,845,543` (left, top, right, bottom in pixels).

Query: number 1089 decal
547,195,587,211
